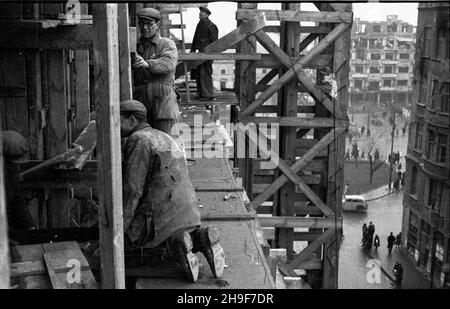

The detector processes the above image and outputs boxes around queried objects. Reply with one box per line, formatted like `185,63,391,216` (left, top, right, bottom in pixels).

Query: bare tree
367,134,384,184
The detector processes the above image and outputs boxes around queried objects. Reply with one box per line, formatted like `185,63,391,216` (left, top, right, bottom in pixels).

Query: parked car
342,195,368,212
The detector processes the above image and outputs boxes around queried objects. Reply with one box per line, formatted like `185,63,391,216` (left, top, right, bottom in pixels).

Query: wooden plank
240,23,350,118
289,229,336,269
258,217,339,229
257,68,278,85
42,241,97,289
244,117,348,128
92,3,125,289
236,9,353,23
118,3,132,101
256,54,330,69
175,12,266,79
0,126,9,288
299,33,319,52
251,128,346,210
45,49,70,228
178,53,261,61
10,261,46,278
11,244,51,288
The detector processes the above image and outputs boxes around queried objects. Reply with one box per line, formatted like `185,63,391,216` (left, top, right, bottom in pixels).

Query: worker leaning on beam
190,6,218,101
119,100,225,282
132,8,181,138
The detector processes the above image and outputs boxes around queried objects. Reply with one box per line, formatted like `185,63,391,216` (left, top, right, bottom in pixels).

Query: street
338,186,430,289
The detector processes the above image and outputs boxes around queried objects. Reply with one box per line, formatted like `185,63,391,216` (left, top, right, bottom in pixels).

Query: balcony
422,157,448,178
425,108,450,128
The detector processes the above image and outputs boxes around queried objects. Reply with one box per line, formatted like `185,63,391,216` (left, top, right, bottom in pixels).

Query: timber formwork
0,2,352,289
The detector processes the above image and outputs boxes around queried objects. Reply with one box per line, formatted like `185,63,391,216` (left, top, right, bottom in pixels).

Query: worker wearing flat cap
191,6,218,100
132,8,181,139
119,100,225,282
1,130,35,230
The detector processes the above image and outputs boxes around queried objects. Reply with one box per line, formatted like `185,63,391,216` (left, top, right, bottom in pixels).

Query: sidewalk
362,185,431,289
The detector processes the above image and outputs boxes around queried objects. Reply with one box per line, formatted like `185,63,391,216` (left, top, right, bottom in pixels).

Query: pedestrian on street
361,126,365,135
373,234,380,250
394,178,400,192
368,221,375,237
362,223,368,243
387,232,396,254
345,150,350,161
402,126,406,136
393,262,404,286
395,232,402,249
191,6,219,101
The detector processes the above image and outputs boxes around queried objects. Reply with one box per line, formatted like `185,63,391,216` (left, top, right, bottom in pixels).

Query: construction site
0,1,440,290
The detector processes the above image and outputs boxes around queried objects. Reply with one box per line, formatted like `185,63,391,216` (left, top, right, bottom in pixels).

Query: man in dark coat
387,232,396,254
190,6,218,100
132,8,181,138
2,131,35,230
119,100,224,282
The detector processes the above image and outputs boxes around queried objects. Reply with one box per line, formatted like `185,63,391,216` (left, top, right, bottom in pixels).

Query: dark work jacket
122,123,201,248
191,18,218,52
133,34,180,124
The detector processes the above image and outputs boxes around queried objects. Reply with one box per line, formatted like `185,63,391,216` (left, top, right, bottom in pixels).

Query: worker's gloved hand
133,54,149,69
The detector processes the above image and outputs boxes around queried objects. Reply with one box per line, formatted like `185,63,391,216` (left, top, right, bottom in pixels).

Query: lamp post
388,98,396,191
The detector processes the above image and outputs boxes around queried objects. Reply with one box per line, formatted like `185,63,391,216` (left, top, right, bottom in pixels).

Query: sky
170,2,419,43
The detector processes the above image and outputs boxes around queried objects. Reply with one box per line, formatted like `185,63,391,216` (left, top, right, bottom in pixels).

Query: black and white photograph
0,0,448,293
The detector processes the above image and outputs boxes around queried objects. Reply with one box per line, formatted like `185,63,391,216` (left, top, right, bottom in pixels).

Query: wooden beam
254,105,315,113
178,53,261,61
45,50,70,228
243,117,348,128
0,129,9,288
250,128,346,210
259,217,340,229
240,23,350,118
74,51,91,137
236,10,353,23
289,229,336,269
257,68,278,85
299,33,319,52
118,3,132,101
93,3,125,289
175,12,266,79
256,54,331,69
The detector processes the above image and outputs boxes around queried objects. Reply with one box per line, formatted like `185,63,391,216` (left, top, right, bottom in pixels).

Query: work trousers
195,61,214,98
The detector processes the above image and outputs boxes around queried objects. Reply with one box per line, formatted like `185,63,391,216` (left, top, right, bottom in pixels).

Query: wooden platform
136,158,275,289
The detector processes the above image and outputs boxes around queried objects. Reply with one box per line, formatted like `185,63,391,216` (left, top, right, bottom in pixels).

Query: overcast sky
171,2,419,43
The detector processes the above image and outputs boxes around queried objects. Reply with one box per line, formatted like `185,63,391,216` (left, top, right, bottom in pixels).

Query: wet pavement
339,186,431,289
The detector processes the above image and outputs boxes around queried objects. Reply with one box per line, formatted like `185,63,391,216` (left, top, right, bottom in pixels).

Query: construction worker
132,8,181,138
119,100,224,282
2,131,35,230
190,6,218,101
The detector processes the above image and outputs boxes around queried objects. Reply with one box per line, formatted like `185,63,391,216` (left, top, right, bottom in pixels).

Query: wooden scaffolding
0,2,352,289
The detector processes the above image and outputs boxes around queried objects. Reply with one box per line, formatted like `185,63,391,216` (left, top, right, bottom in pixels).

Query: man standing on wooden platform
119,100,225,282
190,6,218,101
133,8,181,138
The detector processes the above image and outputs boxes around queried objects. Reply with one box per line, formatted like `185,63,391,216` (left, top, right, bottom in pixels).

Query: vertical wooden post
45,50,70,228
322,3,352,289
0,128,10,289
277,3,301,260
118,3,132,101
93,3,126,289
236,2,257,198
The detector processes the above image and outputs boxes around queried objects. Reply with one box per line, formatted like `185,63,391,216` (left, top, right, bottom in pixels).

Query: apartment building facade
402,3,450,288
349,15,416,109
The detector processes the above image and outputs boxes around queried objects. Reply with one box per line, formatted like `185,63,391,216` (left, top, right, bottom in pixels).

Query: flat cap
2,130,28,163
120,99,147,115
199,6,211,15
137,8,160,21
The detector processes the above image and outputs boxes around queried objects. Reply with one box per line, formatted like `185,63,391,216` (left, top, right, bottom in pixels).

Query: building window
387,23,397,33
369,67,380,74
220,80,227,90
383,79,392,87
370,53,381,60
427,129,437,160
402,25,409,33
423,27,432,57
415,122,423,150
398,40,412,49
437,134,447,164
398,67,409,73
368,81,379,91
356,49,366,60
369,39,382,49
410,165,418,195
419,79,428,104
372,25,381,33
385,39,395,48
440,82,449,113
355,66,364,73
397,80,408,86
430,80,440,110
437,28,449,59
221,69,226,74
407,211,419,250
385,53,394,60
428,179,443,212
384,65,394,73
262,68,267,73
354,79,363,90
399,53,410,60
